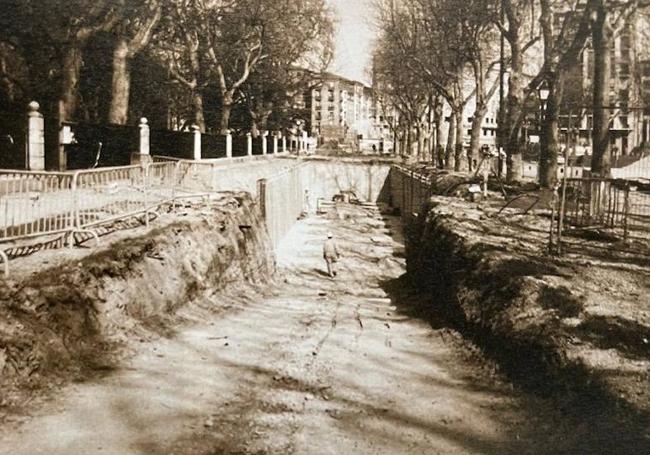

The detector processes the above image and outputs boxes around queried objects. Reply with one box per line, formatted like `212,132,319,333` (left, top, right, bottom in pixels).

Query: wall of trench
0,193,274,401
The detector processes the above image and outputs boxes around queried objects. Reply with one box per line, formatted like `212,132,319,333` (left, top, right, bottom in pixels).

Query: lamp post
537,83,550,183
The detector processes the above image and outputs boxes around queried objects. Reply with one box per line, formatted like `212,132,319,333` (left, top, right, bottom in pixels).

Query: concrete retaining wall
300,159,392,205
259,165,304,248
389,166,432,220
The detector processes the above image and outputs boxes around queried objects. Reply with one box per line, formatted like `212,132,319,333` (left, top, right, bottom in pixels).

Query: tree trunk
591,2,611,177
108,39,131,125
468,106,487,172
220,91,234,135
58,45,83,123
454,110,464,171
445,114,456,170
250,116,260,138
406,125,413,159
249,103,272,138
505,32,524,182
539,78,562,188
435,104,444,168
416,124,423,161
394,129,400,156
192,90,206,132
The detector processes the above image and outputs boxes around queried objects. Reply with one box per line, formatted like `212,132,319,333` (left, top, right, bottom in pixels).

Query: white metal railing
0,171,76,243
0,153,295,275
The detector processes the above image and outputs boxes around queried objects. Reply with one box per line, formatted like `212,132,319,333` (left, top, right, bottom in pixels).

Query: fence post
57,124,69,171
192,125,201,160
282,135,287,153
273,132,279,155
26,101,45,170
225,129,232,158
623,180,630,242
246,132,253,156
257,178,267,219
139,117,150,156
262,130,268,155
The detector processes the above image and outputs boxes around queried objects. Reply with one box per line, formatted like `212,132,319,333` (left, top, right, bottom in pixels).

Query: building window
620,63,630,78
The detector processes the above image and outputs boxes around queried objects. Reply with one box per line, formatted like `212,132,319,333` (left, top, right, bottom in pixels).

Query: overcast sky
327,0,376,84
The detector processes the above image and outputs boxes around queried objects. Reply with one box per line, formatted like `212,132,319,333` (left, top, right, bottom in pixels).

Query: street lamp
538,83,550,133
539,86,550,106
537,81,551,184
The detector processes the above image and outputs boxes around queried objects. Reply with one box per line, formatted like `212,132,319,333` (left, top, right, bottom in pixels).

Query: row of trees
373,0,650,185
0,0,334,136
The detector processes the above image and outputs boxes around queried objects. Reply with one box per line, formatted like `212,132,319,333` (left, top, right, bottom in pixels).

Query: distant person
323,232,340,278
303,189,311,214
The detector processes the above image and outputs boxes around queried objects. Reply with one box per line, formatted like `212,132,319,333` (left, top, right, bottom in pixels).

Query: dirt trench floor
0,204,596,454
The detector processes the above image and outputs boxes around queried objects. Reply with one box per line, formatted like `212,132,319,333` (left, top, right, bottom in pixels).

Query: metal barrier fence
258,164,305,248
558,177,650,243
0,162,180,275
0,154,296,274
390,165,433,220
0,171,75,241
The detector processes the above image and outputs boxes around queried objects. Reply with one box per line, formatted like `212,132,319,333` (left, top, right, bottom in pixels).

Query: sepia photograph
0,0,649,453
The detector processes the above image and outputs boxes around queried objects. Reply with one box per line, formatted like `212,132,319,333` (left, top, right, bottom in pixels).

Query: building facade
306,72,392,149
561,10,650,158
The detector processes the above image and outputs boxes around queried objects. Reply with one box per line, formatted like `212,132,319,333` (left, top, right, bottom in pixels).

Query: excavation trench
0,161,647,453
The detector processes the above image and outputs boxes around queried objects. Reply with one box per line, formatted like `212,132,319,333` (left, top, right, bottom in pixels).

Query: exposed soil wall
0,193,274,406
405,196,650,450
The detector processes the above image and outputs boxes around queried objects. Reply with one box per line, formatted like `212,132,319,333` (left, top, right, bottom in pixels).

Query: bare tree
108,0,162,124
590,0,648,176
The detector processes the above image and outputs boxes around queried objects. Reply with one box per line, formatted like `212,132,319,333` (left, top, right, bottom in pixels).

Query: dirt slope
406,196,650,452
0,193,274,415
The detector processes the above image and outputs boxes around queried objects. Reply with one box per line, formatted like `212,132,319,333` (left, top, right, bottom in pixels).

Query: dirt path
0,205,571,454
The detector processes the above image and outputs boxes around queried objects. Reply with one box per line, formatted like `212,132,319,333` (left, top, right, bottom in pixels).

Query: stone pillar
282,135,287,153
26,101,45,171
192,125,201,160
225,129,232,158
262,131,268,155
273,132,279,155
139,117,150,156
246,132,253,156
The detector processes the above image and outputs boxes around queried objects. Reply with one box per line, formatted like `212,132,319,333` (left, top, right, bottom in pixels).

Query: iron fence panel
0,171,75,241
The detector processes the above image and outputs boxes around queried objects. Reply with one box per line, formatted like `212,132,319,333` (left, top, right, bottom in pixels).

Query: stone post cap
246,132,252,137
28,101,42,116
225,129,232,135
262,130,269,136
191,124,201,132
139,117,148,126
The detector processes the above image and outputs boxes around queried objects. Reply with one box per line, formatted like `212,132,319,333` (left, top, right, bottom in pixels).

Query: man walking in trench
323,232,340,278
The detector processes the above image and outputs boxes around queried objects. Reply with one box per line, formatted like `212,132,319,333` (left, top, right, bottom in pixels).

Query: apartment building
561,10,650,157
306,72,390,147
